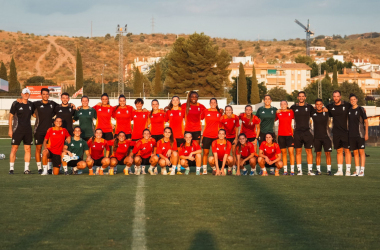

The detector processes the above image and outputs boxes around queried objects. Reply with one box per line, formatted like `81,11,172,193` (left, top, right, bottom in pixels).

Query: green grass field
1,139,379,250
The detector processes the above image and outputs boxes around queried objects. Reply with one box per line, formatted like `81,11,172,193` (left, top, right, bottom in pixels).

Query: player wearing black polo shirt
348,94,368,177
54,92,76,136
8,88,35,174
290,91,315,175
311,99,332,175
326,90,352,176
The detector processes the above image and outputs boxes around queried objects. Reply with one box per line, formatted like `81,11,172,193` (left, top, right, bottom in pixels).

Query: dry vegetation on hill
0,30,379,85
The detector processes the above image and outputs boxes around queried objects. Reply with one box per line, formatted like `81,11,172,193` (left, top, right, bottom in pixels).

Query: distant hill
0,30,379,85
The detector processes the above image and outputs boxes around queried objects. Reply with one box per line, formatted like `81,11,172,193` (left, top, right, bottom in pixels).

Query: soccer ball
0,154,6,160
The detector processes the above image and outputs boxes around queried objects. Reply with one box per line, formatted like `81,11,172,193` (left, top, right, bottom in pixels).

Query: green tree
24,76,56,87
237,63,247,104
146,57,169,83
250,64,260,104
303,79,334,105
0,62,7,81
258,82,267,101
339,81,365,105
267,86,287,101
324,70,331,82
9,57,20,94
75,48,83,91
133,67,143,96
332,64,338,89
153,62,162,95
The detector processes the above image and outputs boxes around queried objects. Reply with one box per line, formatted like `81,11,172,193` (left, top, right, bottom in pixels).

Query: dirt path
35,43,51,75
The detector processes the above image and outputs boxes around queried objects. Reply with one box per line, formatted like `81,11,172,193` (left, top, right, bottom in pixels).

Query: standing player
326,90,352,176
157,127,179,175
131,98,150,145
209,129,233,176
74,96,96,141
256,95,277,146
132,129,158,175
290,91,315,175
258,133,283,176
112,95,134,139
54,92,76,136
220,105,239,170
8,88,34,174
178,132,202,175
93,93,114,143
239,105,261,143
311,99,332,175
86,129,111,175
200,98,222,175
348,94,368,177
235,133,257,176
109,132,133,175
181,91,206,144
42,117,71,175
276,100,295,175
149,99,166,142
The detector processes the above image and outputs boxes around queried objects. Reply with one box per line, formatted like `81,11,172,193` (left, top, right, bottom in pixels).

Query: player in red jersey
181,91,206,144
93,93,115,142
131,98,150,145
109,131,133,175
276,100,295,175
239,105,261,143
200,98,222,174
42,117,71,175
86,129,111,175
113,95,134,139
235,133,257,176
149,99,166,142
258,133,283,176
178,132,202,175
132,129,158,175
220,105,240,169
157,127,179,175
209,129,233,176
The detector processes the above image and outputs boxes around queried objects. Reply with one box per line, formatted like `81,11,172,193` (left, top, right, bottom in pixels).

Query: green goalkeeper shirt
65,137,89,159
256,106,277,134
74,107,97,139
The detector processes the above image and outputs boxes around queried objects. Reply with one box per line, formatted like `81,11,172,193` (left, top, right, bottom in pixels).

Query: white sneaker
170,170,175,175
162,170,167,175
41,171,48,176
135,167,141,175
358,171,365,177
345,171,351,176
307,171,315,176
297,171,303,176
351,172,358,176
142,170,146,175
334,171,344,176
202,170,207,175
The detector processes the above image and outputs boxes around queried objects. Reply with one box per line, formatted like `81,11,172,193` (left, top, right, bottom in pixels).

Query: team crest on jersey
89,111,91,115
108,109,110,113
305,107,308,111
179,112,181,116
225,122,227,124
80,143,82,147
127,111,129,114
198,108,200,111
61,131,63,134
143,115,145,118
271,110,274,114
50,104,53,108
355,111,358,115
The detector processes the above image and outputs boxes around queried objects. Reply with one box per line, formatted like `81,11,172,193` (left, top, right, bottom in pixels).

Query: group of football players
8,88,368,177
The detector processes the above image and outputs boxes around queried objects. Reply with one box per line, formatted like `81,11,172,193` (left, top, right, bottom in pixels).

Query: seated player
235,133,257,176
209,129,233,176
258,133,283,176
132,129,158,175
157,127,179,175
178,132,202,175
42,117,71,175
109,131,133,176
86,129,110,175
61,126,91,175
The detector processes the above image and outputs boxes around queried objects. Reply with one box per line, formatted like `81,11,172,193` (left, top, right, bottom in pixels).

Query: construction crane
294,19,314,56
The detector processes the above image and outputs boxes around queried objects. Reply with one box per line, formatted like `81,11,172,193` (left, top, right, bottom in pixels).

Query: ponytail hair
101,93,109,105
236,133,247,154
183,132,194,148
151,99,159,117
210,98,220,114
245,105,253,124
218,129,227,145
115,94,126,112
91,129,103,144
186,91,199,115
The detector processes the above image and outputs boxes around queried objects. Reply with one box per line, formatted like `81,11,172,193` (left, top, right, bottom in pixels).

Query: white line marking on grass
131,175,146,250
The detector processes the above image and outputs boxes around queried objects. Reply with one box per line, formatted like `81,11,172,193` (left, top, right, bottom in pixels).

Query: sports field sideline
1,139,379,249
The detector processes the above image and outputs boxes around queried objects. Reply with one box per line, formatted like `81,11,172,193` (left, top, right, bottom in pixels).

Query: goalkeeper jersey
65,137,89,158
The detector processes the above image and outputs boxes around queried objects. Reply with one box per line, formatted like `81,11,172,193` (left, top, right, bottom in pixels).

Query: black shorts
185,131,201,140
111,156,127,165
226,138,235,145
278,136,294,149
247,137,258,143
48,150,62,168
314,137,332,152
140,157,151,166
202,137,217,149
102,132,114,140
34,132,46,145
184,159,197,167
294,131,313,149
216,160,228,168
258,132,275,146
265,162,275,169
67,158,83,167
151,134,164,142
12,129,33,146
93,157,104,166
349,137,365,151
333,134,349,149
113,133,132,139
176,138,185,148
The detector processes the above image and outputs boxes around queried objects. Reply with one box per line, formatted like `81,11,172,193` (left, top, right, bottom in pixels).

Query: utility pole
151,16,155,34
318,63,322,99
116,24,127,96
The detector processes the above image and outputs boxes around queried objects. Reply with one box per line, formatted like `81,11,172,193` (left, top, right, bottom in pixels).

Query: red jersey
181,103,206,132
276,110,294,136
156,138,178,156
45,127,70,155
239,113,260,138
236,142,256,158
87,138,110,160
220,114,240,139
259,141,281,161
131,110,150,140
150,109,166,135
112,105,134,135
133,138,156,159
165,108,185,139
178,141,201,157
201,109,221,138
211,139,232,161
94,105,114,133
110,139,132,161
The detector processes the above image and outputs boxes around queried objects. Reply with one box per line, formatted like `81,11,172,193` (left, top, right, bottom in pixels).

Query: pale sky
0,0,378,40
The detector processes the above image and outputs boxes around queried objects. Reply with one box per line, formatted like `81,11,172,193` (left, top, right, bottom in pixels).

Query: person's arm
220,154,228,176
105,149,110,158
213,152,220,176
255,123,260,141
42,138,48,150
84,150,91,159
364,119,369,141
8,113,13,138
258,149,269,161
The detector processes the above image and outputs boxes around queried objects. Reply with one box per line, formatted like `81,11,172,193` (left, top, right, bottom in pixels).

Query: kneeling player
258,133,283,176
178,132,202,175
132,129,158,175
86,129,110,175
110,131,133,175
62,126,90,175
42,117,71,175
157,127,179,175
209,129,233,176
235,133,257,176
